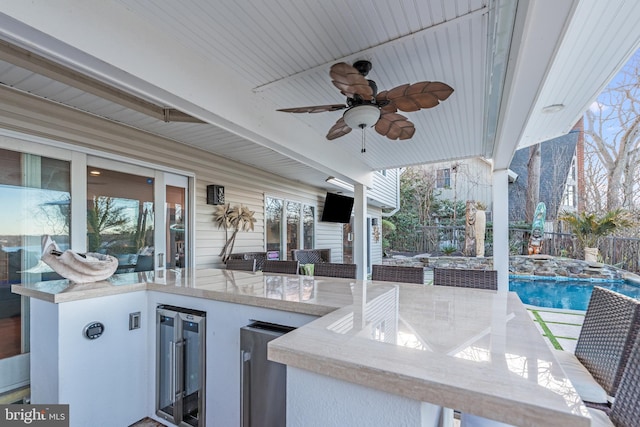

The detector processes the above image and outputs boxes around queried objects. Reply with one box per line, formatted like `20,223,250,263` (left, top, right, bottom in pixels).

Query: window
266,198,283,256
303,205,315,249
436,168,451,188
265,196,315,259
286,201,300,254
562,185,576,207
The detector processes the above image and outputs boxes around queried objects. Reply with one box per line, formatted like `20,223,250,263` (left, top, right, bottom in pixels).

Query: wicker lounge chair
371,264,424,284
225,258,256,272
433,268,497,290
262,260,299,275
313,262,357,279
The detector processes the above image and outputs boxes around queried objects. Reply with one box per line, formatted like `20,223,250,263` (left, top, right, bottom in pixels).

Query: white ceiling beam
490,0,578,169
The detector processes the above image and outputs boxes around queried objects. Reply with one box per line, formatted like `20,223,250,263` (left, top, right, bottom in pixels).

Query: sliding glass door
0,146,71,395
86,158,190,272
0,135,193,398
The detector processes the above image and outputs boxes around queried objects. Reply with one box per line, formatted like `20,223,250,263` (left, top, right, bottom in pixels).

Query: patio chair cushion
587,409,614,427
554,349,609,404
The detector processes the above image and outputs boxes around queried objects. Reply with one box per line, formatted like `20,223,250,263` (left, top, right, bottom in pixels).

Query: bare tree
543,142,573,220
525,144,541,222
583,142,608,212
403,167,438,225
584,51,640,211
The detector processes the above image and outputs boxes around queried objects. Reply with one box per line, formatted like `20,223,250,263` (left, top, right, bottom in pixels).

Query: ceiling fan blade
330,62,373,101
378,81,454,112
277,104,347,113
375,112,416,140
326,117,352,140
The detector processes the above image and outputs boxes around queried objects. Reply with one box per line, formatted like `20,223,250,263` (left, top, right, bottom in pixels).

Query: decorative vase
584,247,599,263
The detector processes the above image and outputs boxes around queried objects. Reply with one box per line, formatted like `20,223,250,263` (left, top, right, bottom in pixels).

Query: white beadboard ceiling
0,0,638,190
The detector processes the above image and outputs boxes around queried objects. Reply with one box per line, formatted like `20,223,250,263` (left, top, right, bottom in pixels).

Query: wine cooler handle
169,340,176,404
175,340,185,400
240,350,251,427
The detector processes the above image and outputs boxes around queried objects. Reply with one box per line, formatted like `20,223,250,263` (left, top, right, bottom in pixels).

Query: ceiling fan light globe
343,105,380,129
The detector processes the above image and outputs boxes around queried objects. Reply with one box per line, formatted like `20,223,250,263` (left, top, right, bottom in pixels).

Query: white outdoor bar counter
13,268,591,427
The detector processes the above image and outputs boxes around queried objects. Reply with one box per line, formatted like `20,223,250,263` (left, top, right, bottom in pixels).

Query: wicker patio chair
225,258,256,272
571,286,640,399
313,262,357,279
262,260,300,275
371,264,424,284
433,268,498,290
598,334,640,427
291,248,331,264
227,252,267,270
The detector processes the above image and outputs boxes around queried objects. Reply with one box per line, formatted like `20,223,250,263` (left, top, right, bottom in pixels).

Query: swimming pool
509,278,640,311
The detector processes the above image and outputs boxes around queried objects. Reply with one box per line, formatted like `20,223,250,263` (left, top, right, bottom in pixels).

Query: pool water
509,279,640,311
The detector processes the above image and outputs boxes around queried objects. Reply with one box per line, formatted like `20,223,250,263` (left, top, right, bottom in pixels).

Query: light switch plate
129,312,141,330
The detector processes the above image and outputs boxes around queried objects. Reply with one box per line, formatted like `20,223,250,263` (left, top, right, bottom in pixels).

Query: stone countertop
269,283,591,427
13,268,591,426
11,268,352,316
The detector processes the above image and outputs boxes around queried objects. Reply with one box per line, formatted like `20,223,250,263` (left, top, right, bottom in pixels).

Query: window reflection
86,168,154,272
286,201,300,254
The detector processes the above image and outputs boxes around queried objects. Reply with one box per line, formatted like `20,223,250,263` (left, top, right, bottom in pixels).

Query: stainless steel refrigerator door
157,308,179,423
240,322,295,427
157,306,206,427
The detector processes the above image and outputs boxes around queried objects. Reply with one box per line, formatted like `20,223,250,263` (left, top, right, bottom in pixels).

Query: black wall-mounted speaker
207,185,225,205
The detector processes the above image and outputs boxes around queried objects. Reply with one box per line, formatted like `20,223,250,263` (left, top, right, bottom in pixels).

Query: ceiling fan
277,60,454,151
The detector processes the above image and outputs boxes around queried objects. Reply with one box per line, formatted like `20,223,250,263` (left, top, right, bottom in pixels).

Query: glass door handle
175,339,184,400
158,253,165,268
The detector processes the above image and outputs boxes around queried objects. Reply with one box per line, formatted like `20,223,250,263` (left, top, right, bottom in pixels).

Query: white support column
492,169,510,292
353,184,368,280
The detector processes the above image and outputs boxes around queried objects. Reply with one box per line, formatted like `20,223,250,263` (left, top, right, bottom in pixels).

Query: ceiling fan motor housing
353,60,372,76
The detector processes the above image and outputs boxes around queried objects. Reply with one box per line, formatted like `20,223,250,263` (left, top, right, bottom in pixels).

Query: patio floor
527,306,585,352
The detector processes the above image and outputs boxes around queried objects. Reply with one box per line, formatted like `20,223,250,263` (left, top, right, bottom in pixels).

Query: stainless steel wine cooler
156,305,206,427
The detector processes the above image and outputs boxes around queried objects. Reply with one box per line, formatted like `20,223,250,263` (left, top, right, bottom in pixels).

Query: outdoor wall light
206,184,225,205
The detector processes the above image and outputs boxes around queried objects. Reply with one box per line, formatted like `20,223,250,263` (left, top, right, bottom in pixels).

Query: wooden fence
389,226,640,273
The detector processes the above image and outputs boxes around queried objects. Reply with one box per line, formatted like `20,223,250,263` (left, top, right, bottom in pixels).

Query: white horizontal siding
368,169,400,208
0,86,345,268
425,159,493,209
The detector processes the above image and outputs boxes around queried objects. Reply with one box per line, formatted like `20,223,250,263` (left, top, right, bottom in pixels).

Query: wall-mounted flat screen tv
321,192,354,223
